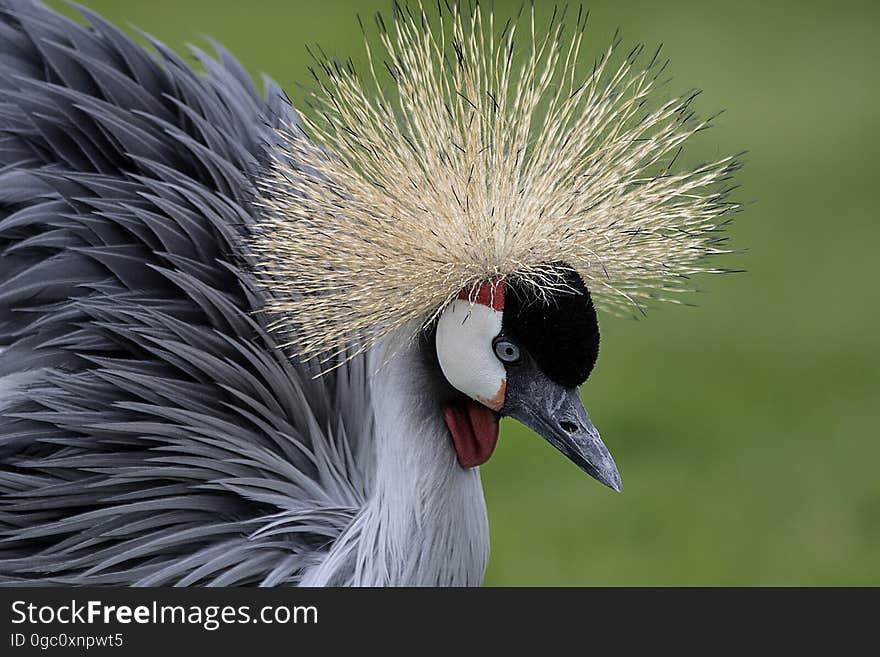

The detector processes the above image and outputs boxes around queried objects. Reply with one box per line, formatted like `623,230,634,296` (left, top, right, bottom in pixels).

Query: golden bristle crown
252,2,741,363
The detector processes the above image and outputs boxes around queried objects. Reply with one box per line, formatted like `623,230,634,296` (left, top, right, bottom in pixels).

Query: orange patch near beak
477,379,506,412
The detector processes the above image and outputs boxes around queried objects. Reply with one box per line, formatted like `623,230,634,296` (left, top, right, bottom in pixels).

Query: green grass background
57,0,880,585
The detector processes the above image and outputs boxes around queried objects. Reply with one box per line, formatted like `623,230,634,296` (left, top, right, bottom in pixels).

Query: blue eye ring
493,337,521,364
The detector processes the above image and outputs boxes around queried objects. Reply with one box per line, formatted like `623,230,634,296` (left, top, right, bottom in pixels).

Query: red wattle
443,398,499,468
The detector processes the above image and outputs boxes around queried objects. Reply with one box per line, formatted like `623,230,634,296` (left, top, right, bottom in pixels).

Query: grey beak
502,367,621,492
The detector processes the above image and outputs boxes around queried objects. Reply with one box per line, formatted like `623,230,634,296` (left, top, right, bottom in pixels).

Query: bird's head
251,3,738,492
434,267,619,490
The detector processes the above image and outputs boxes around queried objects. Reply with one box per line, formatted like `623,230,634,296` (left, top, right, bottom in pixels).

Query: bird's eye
493,338,521,364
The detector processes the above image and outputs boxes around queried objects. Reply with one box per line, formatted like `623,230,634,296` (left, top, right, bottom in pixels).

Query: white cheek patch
435,298,506,410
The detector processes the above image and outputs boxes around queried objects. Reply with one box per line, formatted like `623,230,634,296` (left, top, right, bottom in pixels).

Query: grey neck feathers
301,328,490,586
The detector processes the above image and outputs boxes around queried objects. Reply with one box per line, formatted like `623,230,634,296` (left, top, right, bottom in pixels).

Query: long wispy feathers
253,2,740,362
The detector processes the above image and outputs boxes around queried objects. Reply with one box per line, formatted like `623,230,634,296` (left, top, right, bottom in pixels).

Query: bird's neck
303,330,490,586
366,338,490,586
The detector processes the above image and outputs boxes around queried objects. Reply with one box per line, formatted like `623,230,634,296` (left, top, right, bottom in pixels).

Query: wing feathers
0,0,372,586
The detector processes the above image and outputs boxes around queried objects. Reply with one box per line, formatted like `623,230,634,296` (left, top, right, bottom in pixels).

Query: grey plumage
0,0,376,585
0,0,734,588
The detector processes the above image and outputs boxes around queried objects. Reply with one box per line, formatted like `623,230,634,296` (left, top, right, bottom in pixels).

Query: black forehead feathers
502,265,600,388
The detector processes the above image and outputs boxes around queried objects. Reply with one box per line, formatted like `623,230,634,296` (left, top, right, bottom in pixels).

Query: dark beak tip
575,441,621,493
609,465,622,493
593,466,622,493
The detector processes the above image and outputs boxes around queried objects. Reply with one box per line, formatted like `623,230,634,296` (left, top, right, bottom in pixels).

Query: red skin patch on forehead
457,279,505,311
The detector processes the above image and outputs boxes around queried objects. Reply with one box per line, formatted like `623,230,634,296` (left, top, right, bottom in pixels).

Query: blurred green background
58,0,879,585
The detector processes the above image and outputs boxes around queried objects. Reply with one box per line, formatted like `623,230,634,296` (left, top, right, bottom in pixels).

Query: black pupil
497,342,517,361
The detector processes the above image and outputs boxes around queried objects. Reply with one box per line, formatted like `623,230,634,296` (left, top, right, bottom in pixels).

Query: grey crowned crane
0,0,739,586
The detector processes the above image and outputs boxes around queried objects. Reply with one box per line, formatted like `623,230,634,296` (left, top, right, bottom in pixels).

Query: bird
0,0,739,586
